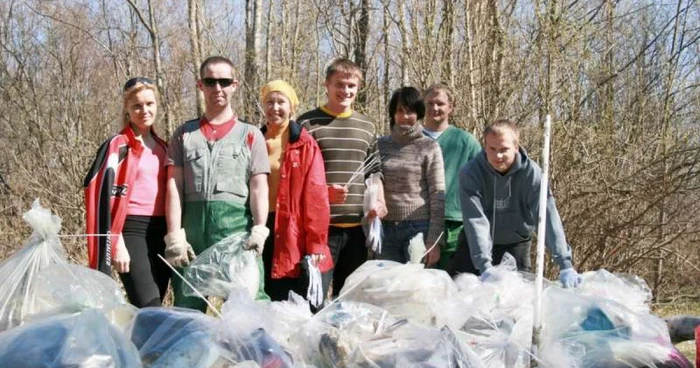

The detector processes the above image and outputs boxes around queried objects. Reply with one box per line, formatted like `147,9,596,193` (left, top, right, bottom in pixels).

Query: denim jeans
377,220,430,264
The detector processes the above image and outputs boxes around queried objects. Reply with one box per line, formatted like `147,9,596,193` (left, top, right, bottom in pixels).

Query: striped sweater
299,107,379,225
379,124,445,246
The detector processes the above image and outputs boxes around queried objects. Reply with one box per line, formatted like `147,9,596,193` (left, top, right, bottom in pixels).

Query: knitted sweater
378,123,445,246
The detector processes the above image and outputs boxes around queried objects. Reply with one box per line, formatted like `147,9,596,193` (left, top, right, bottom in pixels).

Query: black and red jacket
83,126,167,274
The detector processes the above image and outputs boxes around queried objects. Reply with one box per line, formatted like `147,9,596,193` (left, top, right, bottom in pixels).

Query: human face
324,73,360,114
424,90,453,128
264,92,292,126
484,130,519,174
393,104,418,127
198,62,238,111
127,89,157,135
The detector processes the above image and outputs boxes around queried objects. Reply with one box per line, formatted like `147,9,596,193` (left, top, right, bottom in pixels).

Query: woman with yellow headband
259,80,333,303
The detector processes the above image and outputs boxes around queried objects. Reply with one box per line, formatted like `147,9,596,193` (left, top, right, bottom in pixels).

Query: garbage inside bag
296,300,482,368
183,232,260,299
541,286,693,368
362,173,382,254
0,308,141,368
128,307,233,367
339,260,459,328
576,269,653,314
0,199,67,331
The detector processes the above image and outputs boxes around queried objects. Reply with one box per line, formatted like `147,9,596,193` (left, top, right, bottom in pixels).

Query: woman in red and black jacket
260,80,333,303
83,77,170,307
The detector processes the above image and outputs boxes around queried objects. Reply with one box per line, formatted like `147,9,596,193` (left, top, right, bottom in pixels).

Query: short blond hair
483,119,519,146
325,57,363,82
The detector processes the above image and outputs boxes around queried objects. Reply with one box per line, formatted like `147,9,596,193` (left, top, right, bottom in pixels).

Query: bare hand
113,235,130,273
423,244,441,268
328,184,348,204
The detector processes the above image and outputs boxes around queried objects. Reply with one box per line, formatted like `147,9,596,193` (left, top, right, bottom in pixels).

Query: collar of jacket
118,125,167,155
261,120,303,144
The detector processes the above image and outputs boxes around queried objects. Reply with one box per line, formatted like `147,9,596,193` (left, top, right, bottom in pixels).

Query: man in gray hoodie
450,119,582,287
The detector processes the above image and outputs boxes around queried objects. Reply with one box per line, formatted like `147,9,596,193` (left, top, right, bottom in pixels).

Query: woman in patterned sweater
377,87,445,266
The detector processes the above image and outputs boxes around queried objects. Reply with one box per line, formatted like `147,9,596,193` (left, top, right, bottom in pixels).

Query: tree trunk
354,0,370,107
245,0,262,123
188,0,203,116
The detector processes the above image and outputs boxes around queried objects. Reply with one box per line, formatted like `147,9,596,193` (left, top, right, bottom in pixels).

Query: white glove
164,228,196,268
559,267,583,288
305,256,324,308
244,225,270,255
113,235,130,273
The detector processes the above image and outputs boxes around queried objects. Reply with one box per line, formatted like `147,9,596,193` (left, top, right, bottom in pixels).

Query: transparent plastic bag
28,263,135,329
0,199,67,331
576,269,653,314
0,308,141,368
362,173,382,254
183,232,259,299
339,260,458,328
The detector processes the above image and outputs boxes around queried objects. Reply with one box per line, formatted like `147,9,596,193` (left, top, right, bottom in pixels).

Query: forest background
0,0,698,303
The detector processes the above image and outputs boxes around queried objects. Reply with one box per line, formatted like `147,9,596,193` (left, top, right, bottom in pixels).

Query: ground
653,297,700,365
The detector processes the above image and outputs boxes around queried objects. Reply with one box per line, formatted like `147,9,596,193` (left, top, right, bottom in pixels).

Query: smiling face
264,91,292,126
424,89,454,129
198,62,238,111
324,72,360,114
393,104,418,127
126,88,157,135
484,130,519,173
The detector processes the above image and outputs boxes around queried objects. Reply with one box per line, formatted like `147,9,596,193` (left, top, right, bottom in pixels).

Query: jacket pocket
183,148,206,194
214,144,249,198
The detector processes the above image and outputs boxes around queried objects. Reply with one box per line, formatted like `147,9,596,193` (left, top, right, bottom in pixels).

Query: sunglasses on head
202,78,234,88
123,77,154,91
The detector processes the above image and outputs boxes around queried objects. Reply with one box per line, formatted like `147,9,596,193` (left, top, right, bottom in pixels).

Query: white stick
157,254,224,319
531,115,552,367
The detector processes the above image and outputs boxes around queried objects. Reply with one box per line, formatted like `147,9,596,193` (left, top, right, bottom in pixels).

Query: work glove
244,225,270,256
164,228,196,268
305,256,324,308
479,263,502,283
559,267,583,288
113,235,130,273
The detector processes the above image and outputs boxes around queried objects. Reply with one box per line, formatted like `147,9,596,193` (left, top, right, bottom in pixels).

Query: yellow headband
260,79,299,107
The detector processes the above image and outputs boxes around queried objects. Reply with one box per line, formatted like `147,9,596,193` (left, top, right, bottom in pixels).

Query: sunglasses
123,77,154,91
202,78,235,88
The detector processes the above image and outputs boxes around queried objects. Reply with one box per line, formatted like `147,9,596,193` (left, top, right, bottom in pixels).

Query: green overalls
173,119,268,310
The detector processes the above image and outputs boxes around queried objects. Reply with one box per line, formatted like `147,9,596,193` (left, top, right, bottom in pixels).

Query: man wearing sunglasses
165,56,271,310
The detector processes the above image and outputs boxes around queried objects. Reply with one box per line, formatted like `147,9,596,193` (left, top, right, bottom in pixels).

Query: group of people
84,56,583,310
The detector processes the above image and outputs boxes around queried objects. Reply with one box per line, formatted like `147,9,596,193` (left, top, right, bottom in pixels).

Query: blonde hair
483,119,519,146
325,58,363,82
122,83,159,130
425,83,454,105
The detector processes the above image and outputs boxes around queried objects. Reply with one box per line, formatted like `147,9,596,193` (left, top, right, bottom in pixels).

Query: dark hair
389,87,425,127
199,56,236,78
325,57,363,82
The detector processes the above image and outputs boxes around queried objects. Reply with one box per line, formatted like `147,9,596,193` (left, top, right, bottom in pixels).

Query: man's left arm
245,129,271,254
249,173,269,227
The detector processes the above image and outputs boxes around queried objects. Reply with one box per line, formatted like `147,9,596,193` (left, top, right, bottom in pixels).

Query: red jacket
83,127,167,274
263,122,333,278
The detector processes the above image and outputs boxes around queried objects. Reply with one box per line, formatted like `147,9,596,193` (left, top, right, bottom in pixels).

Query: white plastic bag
0,199,66,331
183,232,259,299
363,173,382,254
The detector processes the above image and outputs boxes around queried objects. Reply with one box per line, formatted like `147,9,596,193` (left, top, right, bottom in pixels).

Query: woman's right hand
113,235,131,273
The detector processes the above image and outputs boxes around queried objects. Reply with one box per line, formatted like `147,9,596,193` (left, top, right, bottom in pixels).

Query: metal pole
530,114,552,367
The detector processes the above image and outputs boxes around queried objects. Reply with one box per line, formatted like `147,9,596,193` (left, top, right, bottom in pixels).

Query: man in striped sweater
298,58,386,297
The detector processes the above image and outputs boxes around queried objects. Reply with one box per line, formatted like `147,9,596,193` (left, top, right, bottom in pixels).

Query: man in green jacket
422,84,481,270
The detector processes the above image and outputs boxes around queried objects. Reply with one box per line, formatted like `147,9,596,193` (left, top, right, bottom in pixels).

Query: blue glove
479,264,501,283
559,268,583,288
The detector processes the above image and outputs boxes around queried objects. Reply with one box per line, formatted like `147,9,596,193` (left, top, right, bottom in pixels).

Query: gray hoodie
458,148,573,272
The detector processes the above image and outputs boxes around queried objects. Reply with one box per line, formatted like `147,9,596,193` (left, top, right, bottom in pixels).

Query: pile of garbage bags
0,200,693,367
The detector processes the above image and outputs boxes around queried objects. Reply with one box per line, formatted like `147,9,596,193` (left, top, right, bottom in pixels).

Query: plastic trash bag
296,300,483,367
29,263,136,330
576,269,653,314
362,173,382,254
540,286,692,368
222,288,311,365
338,260,459,328
184,232,259,299
128,307,236,367
0,308,141,368
0,199,66,331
